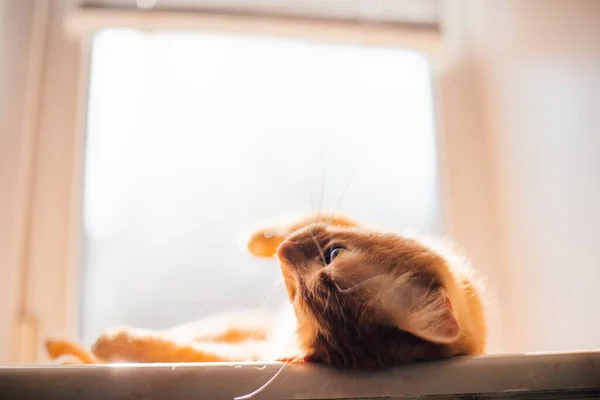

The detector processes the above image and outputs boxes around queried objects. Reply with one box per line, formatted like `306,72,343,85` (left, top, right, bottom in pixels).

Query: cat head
248,214,483,369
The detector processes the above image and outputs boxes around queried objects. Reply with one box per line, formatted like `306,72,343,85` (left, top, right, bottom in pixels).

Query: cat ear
404,287,460,344
378,280,460,344
247,228,290,258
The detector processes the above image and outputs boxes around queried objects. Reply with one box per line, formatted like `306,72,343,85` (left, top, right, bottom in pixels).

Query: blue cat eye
324,246,345,264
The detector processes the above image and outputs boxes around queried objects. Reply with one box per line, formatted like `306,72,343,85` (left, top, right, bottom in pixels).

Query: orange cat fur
45,214,486,368
277,221,486,369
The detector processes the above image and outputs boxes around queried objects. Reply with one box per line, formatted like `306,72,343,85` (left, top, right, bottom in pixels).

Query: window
80,29,439,344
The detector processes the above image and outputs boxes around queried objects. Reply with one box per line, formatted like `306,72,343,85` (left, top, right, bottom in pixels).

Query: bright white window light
81,29,439,345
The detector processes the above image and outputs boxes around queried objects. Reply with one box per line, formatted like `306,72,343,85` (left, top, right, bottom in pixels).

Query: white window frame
0,0,90,364
64,5,444,53
0,0,501,364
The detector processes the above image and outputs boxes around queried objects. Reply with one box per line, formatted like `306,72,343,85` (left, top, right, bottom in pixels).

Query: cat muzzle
276,241,303,266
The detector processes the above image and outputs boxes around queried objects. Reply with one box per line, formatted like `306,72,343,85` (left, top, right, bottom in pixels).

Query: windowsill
1,351,599,399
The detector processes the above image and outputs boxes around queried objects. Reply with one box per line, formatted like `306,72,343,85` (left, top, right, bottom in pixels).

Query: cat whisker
334,274,388,293
323,288,331,313
310,231,326,265
315,162,325,230
334,293,348,327
324,170,355,229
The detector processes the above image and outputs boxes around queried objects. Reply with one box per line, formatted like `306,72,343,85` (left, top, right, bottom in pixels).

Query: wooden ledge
1,351,599,399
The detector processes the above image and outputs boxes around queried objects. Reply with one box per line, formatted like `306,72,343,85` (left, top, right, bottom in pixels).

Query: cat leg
167,311,273,345
194,327,268,344
91,327,264,363
45,339,102,364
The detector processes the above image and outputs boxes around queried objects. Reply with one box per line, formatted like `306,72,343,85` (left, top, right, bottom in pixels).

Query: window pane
81,29,440,345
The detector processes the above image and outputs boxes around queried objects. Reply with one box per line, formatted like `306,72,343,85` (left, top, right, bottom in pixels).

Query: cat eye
323,246,345,264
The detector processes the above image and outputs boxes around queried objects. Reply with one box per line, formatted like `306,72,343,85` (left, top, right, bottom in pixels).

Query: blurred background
0,0,599,364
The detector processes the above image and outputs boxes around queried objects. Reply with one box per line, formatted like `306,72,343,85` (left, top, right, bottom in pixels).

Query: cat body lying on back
46,214,486,369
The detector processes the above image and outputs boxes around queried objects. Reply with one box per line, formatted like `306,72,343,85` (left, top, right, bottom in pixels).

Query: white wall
468,0,600,352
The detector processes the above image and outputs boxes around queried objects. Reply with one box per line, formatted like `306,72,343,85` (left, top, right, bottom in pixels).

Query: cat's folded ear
247,228,290,258
376,279,460,344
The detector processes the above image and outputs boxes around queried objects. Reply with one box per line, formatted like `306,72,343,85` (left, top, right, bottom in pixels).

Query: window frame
0,0,501,364
0,0,90,364
64,7,443,55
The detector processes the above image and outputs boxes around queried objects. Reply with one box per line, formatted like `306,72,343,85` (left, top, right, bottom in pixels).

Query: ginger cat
46,214,486,369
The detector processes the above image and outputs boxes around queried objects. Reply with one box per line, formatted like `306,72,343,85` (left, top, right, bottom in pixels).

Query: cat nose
276,241,302,265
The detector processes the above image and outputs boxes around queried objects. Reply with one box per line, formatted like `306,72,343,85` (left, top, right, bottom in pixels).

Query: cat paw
91,327,142,361
276,354,308,364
